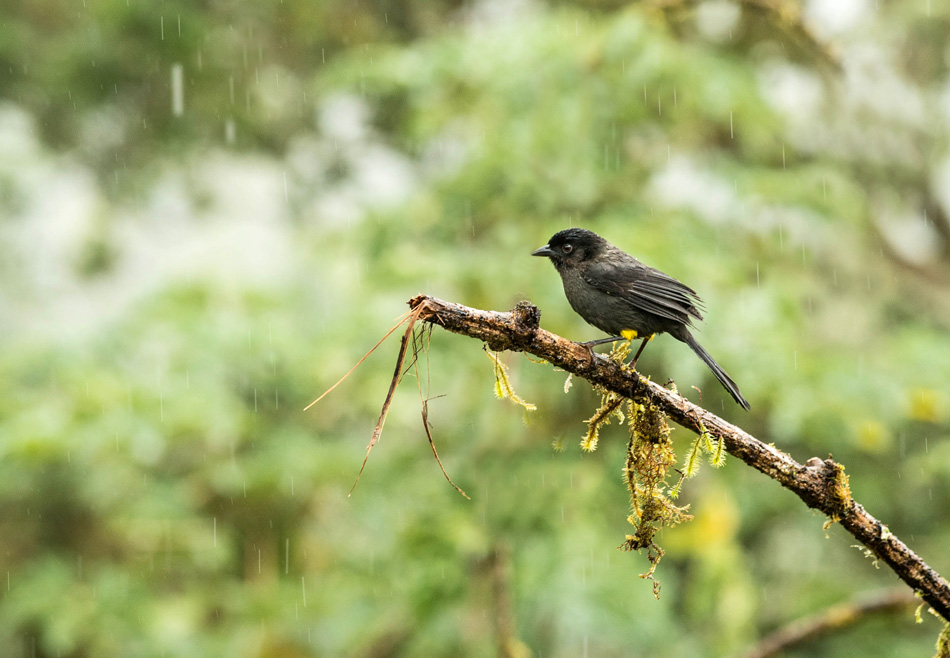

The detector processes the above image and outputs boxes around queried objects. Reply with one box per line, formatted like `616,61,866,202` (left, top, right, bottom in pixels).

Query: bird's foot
581,336,624,348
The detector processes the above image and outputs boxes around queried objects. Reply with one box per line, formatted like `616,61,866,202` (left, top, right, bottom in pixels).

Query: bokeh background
3,1,950,656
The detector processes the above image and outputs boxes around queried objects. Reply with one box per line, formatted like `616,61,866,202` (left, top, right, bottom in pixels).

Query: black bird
532,228,750,410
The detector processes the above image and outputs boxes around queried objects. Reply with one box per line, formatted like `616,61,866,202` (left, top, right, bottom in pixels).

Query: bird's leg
630,335,653,370
581,336,624,347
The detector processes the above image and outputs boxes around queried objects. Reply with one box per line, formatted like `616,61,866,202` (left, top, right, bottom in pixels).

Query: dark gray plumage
532,228,750,410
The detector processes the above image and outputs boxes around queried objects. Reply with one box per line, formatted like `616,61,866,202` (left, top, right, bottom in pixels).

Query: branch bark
407,294,950,621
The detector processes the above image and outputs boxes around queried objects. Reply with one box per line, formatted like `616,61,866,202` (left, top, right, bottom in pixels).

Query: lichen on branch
622,400,692,597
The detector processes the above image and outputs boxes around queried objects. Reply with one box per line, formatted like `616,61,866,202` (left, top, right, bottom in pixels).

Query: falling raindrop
171,63,184,117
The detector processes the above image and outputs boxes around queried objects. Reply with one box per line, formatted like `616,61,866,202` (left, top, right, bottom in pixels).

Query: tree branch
735,588,917,658
407,294,950,621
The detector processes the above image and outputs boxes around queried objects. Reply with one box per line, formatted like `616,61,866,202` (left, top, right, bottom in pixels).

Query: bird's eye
562,244,573,254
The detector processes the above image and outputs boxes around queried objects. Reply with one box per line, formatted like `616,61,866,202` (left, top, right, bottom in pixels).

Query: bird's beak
531,244,555,257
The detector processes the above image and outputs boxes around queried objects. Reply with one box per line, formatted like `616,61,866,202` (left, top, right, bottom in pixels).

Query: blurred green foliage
2,1,950,657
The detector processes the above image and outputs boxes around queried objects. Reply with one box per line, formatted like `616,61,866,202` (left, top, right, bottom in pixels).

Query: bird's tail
683,332,751,411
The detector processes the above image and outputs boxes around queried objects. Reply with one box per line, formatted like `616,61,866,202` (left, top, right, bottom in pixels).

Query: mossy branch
406,294,950,622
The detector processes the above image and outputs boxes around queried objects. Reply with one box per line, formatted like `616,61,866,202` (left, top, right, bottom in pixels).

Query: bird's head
531,228,607,267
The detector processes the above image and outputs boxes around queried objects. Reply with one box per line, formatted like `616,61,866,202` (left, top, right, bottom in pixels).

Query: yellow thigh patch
620,330,655,341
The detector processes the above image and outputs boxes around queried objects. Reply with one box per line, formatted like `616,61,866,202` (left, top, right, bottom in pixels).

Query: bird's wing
582,257,704,325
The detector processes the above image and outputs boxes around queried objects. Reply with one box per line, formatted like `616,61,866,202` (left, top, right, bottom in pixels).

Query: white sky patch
804,0,870,35
113,155,297,302
319,94,371,143
758,62,824,120
876,212,943,267
648,156,741,226
841,45,926,127
463,0,540,32
311,95,419,225
0,127,303,337
352,143,417,207
0,104,37,158
696,0,741,42
313,187,364,228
